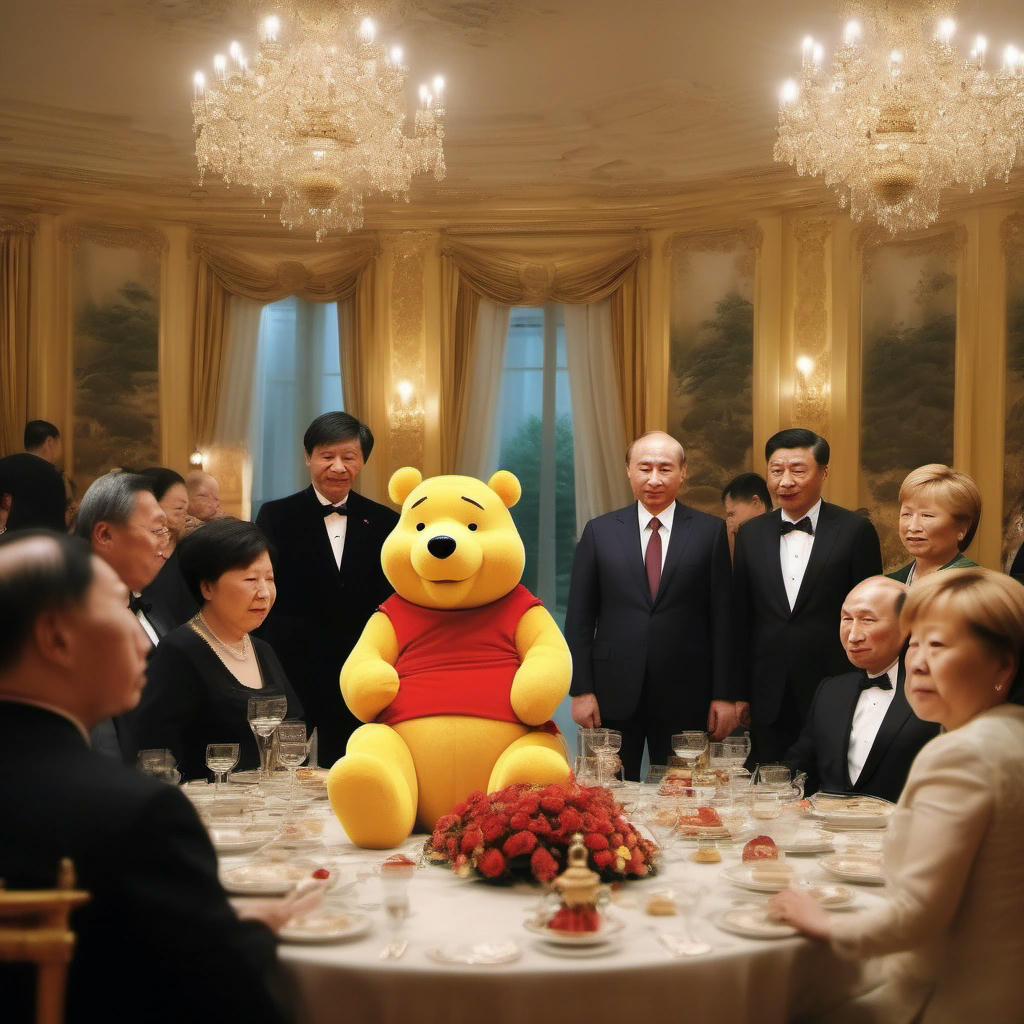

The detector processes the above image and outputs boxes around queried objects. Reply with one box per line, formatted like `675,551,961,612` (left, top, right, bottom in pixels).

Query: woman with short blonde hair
889,464,981,584
773,567,1024,1021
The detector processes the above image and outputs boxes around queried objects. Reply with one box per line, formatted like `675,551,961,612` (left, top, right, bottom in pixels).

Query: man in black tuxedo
732,428,882,763
785,576,939,803
0,419,68,533
565,431,736,780
0,532,292,1024
256,412,398,765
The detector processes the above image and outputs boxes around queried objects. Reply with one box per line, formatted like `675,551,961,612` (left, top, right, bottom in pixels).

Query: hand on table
707,700,739,740
571,693,601,729
769,888,832,941
231,884,325,934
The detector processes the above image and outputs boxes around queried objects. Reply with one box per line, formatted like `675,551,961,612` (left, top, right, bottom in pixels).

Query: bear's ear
487,470,521,509
389,467,423,505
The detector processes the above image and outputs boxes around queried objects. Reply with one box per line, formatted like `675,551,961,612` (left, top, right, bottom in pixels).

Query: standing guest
565,431,735,780
888,464,980,585
0,419,68,533
134,519,302,781
75,472,170,758
773,568,1024,1022
139,466,199,627
256,412,398,765
732,428,882,762
0,531,299,1024
721,471,772,559
785,576,938,803
183,469,223,535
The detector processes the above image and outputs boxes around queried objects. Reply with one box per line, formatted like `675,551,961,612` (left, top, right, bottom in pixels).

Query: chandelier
774,1,1024,233
192,3,446,240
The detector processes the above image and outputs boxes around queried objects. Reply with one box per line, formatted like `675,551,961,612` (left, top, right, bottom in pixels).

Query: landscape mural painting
859,239,957,572
668,239,755,515
71,239,160,490
1003,238,1024,569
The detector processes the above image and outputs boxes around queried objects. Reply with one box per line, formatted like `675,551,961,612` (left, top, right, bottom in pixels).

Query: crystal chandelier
192,3,446,240
774,1,1024,233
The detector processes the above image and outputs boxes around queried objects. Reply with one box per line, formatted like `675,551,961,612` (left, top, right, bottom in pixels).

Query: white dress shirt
779,499,821,610
314,486,348,569
847,659,899,785
638,501,675,573
132,594,160,647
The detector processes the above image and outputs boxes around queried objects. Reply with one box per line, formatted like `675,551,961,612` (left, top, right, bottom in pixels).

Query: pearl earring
995,684,1004,693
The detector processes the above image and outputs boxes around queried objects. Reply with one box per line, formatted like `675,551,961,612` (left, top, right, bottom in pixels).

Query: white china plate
220,861,316,895
777,830,835,855
819,853,886,885
722,862,799,893
279,912,371,944
426,941,522,965
531,936,625,958
208,827,277,854
809,795,894,830
714,908,798,940
524,916,625,947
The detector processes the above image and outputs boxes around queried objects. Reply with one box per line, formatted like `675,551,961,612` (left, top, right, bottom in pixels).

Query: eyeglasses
128,523,170,539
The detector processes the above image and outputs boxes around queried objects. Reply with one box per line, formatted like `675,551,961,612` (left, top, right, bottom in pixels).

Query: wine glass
671,731,708,770
277,722,308,806
247,694,288,786
205,743,239,796
137,748,177,784
721,732,752,772
590,729,622,786
755,764,792,791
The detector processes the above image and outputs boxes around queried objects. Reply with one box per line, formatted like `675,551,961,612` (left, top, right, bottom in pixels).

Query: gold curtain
190,241,378,448
0,218,34,456
438,233,649,472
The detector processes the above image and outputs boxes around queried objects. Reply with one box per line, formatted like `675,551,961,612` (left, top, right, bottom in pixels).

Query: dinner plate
279,912,371,944
220,861,315,895
714,908,798,940
426,941,522,965
819,853,886,885
722,862,800,894
809,795,894,830
777,829,835,855
804,883,856,908
208,826,277,855
524,916,625,947
531,936,625,958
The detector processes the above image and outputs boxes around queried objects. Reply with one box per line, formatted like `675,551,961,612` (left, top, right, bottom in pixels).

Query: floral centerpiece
424,779,658,884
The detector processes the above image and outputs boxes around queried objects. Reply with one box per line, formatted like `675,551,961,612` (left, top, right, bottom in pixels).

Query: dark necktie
858,671,893,692
645,517,662,601
321,503,348,518
128,594,152,615
780,516,813,536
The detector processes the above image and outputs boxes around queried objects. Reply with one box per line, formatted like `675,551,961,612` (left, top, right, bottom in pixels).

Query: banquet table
196,783,888,1024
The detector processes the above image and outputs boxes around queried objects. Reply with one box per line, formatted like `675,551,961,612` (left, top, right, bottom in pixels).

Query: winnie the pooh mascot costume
327,467,573,848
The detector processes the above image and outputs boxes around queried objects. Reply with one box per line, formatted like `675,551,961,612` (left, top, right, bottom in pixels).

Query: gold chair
0,858,90,1024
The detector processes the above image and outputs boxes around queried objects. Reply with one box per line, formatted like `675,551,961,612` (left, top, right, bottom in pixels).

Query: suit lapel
654,503,692,607
755,510,791,616
302,486,346,588
791,502,840,616
338,490,373,581
615,505,652,605
855,663,911,790
834,674,862,789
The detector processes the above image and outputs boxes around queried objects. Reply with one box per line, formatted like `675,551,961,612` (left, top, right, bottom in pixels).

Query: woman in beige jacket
773,567,1024,1023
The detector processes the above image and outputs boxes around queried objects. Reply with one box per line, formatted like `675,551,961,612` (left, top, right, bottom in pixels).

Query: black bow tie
780,517,814,536
129,594,152,616
321,503,348,518
858,671,893,692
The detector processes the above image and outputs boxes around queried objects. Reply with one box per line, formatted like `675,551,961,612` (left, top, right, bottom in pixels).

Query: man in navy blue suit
565,431,736,780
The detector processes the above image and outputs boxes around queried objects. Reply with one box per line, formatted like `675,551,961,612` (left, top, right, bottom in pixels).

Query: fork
379,938,408,960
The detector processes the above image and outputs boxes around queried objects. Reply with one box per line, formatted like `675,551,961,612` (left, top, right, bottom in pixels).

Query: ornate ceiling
1,0,1022,233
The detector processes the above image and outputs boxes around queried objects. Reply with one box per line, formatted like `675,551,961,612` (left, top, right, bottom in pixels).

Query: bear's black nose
427,535,457,559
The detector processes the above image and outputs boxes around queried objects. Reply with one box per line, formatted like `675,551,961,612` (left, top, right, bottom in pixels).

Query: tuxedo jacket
564,501,732,726
0,701,288,1024
0,451,67,532
784,664,940,804
731,502,882,724
255,485,398,764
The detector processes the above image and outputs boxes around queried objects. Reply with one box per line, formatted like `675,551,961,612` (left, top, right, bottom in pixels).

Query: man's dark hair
138,467,186,503
24,420,60,451
721,472,772,509
764,428,830,467
0,531,94,672
75,473,155,541
303,412,374,460
177,518,276,604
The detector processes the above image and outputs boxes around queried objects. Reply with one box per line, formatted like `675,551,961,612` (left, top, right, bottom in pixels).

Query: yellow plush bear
327,468,572,848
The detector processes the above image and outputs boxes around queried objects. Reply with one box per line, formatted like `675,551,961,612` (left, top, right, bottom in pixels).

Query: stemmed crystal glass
205,742,240,796
671,731,708,770
277,722,309,806
590,728,622,786
721,732,752,772
247,694,288,786
137,748,177,784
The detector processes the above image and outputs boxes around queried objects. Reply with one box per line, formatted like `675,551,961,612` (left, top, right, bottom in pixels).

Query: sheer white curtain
456,298,511,479
214,295,265,446
564,298,632,534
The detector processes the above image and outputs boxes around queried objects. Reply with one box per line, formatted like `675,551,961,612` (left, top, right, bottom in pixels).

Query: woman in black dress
134,518,303,780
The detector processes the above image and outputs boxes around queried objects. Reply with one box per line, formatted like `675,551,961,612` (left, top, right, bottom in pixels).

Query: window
495,305,576,623
250,297,343,516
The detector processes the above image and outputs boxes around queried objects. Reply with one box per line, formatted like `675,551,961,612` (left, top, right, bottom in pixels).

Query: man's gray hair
75,473,154,540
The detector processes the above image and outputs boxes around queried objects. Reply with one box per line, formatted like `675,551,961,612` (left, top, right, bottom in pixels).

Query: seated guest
721,472,772,558
773,568,1024,1022
0,419,68,533
888,464,980,585
133,518,302,781
139,466,199,627
183,469,223,535
0,531,294,1023
785,576,938,803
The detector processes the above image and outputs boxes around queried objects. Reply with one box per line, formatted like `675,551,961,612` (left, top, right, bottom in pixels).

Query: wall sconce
189,450,206,468
391,380,422,430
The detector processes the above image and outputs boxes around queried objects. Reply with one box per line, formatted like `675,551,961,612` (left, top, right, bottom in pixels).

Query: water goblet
755,764,793,792
751,785,785,821
276,722,308,806
205,742,240,796
590,729,622,786
137,748,177,783
722,732,751,771
247,694,288,786
671,731,708,770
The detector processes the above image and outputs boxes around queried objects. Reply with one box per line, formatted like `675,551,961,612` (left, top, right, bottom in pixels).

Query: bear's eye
468,523,478,531
416,523,425,532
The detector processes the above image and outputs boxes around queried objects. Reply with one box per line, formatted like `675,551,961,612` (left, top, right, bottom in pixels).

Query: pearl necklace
191,612,252,662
